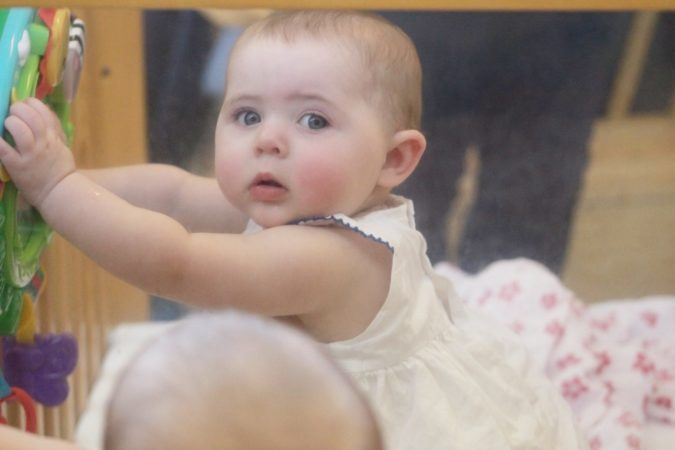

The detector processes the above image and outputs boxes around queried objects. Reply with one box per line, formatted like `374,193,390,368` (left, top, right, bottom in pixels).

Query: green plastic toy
0,7,84,335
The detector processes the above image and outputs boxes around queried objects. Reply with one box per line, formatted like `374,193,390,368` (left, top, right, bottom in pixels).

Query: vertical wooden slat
607,12,658,119
55,243,75,439
35,404,45,435
37,252,58,438
76,257,91,410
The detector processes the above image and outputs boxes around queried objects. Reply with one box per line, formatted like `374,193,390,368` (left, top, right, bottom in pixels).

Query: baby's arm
81,165,247,233
39,175,374,318
0,424,84,450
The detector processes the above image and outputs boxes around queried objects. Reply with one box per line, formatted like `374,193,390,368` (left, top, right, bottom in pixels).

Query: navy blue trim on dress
291,215,394,253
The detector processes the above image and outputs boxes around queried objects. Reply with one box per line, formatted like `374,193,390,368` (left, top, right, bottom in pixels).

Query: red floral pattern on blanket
435,259,675,450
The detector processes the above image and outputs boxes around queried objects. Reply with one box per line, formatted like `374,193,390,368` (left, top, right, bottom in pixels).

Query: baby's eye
299,113,329,130
236,110,261,126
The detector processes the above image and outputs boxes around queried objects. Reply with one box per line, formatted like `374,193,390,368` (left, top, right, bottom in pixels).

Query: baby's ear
378,129,426,189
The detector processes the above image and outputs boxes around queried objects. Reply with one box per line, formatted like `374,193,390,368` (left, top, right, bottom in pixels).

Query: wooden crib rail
0,0,673,10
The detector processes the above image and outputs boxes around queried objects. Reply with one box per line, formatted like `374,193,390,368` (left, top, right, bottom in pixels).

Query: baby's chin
247,207,302,229
250,207,339,229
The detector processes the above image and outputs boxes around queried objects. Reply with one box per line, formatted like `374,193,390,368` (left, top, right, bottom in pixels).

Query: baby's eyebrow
286,92,331,104
287,93,346,117
223,94,259,108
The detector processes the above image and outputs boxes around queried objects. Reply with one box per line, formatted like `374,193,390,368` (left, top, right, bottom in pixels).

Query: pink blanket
435,259,675,450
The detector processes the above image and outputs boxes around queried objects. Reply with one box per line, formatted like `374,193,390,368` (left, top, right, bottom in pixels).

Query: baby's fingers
3,115,35,153
26,98,65,142
9,101,47,143
0,134,22,168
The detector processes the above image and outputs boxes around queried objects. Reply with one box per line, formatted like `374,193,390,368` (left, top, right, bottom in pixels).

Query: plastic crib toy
0,7,84,418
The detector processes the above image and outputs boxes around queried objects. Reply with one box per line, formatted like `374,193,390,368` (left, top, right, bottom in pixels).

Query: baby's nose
255,122,288,157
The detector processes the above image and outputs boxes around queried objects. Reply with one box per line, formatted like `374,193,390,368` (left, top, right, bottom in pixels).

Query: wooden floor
562,115,675,302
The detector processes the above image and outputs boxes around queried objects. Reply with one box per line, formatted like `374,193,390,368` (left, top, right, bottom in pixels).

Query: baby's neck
352,189,395,217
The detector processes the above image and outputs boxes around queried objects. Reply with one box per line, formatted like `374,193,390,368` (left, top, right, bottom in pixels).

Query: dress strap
292,214,394,253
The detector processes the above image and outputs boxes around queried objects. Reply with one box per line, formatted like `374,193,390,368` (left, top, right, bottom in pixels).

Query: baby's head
215,11,426,227
104,311,382,450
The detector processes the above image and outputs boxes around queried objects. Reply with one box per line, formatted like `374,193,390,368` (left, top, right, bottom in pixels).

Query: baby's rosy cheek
217,161,237,181
216,149,242,179
215,157,244,197
296,162,343,206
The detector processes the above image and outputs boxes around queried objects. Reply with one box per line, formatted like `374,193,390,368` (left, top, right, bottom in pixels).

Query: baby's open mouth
256,179,283,188
250,173,287,201
251,173,285,189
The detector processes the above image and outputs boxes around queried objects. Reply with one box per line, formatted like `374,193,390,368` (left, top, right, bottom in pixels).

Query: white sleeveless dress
249,195,587,450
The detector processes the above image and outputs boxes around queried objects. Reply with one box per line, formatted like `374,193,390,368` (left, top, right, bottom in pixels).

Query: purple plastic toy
3,333,77,406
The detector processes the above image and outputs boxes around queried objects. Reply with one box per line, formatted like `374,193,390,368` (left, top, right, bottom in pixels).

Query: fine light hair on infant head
104,311,382,450
232,10,422,131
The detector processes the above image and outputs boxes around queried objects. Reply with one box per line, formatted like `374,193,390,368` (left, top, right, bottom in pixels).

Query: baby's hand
0,98,76,209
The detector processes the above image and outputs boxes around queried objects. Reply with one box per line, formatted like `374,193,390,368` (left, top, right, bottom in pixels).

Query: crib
0,0,672,448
